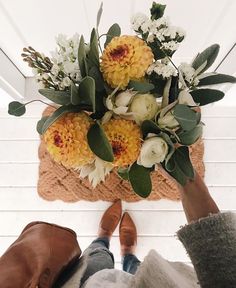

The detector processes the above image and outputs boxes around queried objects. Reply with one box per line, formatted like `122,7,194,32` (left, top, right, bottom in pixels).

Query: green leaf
88,66,104,92
178,125,203,145
173,104,197,131
39,89,71,105
117,167,129,181
41,105,81,134
141,120,161,138
159,132,175,166
150,2,166,20
128,81,155,93
192,44,220,74
88,28,99,67
70,82,80,105
8,101,26,116
96,2,103,29
87,123,114,162
198,73,236,86
165,146,194,186
104,23,121,47
78,35,88,77
79,76,96,112
190,89,224,106
37,116,49,135
129,162,152,198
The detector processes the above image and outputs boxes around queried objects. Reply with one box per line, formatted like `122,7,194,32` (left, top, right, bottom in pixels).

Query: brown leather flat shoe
119,212,137,256
98,199,122,239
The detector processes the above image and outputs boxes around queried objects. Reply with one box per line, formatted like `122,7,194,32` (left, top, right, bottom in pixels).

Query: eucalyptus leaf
141,120,161,138
41,105,81,134
198,73,236,86
79,76,96,112
87,123,114,162
175,146,194,179
192,44,220,74
129,162,152,198
150,2,166,20
104,23,121,47
39,89,71,105
88,28,99,67
190,89,224,106
178,124,203,145
78,35,88,77
88,66,104,92
37,116,49,135
96,2,103,29
173,104,197,131
117,167,129,181
8,101,26,116
70,82,80,105
128,81,155,93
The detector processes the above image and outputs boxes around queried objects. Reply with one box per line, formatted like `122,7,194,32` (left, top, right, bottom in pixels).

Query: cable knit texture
177,212,236,288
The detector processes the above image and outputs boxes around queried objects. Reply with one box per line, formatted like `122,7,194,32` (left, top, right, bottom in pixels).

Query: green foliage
192,44,220,74
117,167,129,180
190,89,224,106
150,2,166,20
87,122,114,162
128,80,155,93
96,3,103,29
37,116,49,135
104,24,121,47
78,35,88,78
79,76,96,112
39,89,71,105
198,73,236,86
40,105,81,134
173,104,198,131
178,124,203,145
8,101,26,116
88,28,100,67
165,146,194,186
70,82,80,105
129,162,152,198
88,66,105,92
141,120,161,138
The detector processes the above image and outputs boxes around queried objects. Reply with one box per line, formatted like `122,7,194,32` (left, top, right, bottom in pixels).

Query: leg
80,200,122,285
119,213,140,275
122,254,141,275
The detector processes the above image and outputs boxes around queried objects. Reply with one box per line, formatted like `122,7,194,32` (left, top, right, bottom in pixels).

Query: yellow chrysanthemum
103,118,142,166
100,35,154,89
44,112,95,168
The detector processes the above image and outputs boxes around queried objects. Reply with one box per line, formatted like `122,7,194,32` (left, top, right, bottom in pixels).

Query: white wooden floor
0,103,236,268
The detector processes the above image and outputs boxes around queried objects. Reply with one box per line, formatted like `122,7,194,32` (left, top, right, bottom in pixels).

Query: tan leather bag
0,221,81,288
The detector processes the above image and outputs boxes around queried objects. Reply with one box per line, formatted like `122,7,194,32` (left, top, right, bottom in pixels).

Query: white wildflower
147,34,155,43
147,61,178,79
161,41,179,52
56,34,69,48
62,77,72,87
179,63,199,86
131,13,149,31
51,64,60,76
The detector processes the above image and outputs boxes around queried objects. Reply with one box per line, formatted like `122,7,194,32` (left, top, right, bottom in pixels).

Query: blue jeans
80,237,141,285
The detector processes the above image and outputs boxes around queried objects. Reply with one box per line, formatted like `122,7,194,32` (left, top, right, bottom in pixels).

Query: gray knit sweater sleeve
177,212,236,288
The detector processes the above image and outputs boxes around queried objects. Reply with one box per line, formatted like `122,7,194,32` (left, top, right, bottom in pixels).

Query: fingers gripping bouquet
9,3,236,198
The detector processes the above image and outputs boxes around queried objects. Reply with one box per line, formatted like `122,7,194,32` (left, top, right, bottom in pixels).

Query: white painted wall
0,103,236,268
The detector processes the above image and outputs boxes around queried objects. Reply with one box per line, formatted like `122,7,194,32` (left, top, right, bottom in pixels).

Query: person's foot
119,212,137,256
98,200,122,240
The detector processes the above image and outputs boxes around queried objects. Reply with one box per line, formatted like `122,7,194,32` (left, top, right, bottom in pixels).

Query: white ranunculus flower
138,137,168,168
130,94,160,124
158,111,179,129
115,90,136,107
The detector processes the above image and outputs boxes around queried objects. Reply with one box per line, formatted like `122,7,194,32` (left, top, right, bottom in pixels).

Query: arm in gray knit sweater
177,172,236,288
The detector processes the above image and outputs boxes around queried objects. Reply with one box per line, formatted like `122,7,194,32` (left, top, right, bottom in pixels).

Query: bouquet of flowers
8,2,236,198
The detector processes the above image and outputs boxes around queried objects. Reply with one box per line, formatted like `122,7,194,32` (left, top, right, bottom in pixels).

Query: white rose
115,90,136,107
130,94,160,124
158,111,179,129
138,137,168,168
